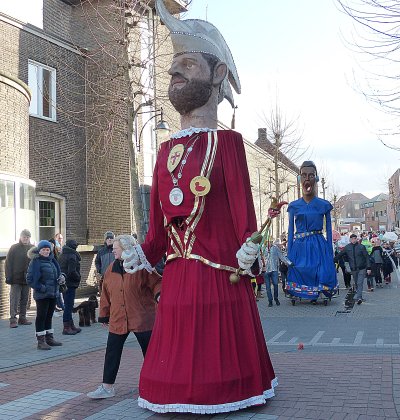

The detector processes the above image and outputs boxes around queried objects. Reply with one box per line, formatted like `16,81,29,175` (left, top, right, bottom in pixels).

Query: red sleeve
220,132,258,244
140,149,168,267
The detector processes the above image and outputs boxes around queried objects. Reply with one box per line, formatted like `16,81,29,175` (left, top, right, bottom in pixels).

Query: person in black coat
334,234,372,304
5,229,34,328
58,239,82,335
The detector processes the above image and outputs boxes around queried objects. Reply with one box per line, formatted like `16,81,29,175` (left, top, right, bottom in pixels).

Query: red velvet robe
138,130,277,414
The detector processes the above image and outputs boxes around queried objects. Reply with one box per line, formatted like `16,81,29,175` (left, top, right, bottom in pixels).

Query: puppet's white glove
122,246,141,273
236,239,259,272
122,242,153,274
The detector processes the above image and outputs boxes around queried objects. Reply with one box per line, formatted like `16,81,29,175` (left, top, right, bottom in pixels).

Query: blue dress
286,197,337,299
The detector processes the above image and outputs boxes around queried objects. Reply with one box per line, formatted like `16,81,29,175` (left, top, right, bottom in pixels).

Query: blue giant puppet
286,161,337,303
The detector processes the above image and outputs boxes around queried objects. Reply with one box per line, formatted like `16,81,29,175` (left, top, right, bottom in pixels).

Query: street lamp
135,107,170,151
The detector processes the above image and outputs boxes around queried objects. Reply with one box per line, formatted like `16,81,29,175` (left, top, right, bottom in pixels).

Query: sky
1,0,398,199
183,0,400,199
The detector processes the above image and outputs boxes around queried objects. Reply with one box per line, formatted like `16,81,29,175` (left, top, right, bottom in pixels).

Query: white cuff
135,244,154,273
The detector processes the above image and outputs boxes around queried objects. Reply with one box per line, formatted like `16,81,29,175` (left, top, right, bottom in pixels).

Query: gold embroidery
166,253,236,273
184,132,218,254
168,225,183,257
165,132,220,268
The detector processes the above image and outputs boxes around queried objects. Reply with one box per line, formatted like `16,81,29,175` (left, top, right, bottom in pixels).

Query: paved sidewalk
0,276,400,419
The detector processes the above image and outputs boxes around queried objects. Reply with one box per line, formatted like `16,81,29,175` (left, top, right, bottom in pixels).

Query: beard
168,77,213,115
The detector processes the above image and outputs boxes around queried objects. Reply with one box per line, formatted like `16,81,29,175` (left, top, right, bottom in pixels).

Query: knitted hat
66,239,78,250
37,240,52,251
20,229,31,237
104,231,115,240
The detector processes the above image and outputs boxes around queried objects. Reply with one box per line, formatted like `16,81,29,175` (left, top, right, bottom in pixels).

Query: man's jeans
10,284,30,321
351,269,366,300
264,271,279,302
63,287,76,323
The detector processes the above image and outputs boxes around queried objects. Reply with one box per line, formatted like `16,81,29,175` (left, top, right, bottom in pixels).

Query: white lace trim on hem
171,127,216,139
137,377,278,414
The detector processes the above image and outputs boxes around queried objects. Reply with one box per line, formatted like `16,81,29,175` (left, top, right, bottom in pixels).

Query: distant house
360,193,389,231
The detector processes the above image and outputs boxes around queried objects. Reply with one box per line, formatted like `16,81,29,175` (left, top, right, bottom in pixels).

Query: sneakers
87,384,115,399
357,299,362,305
268,301,273,307
9,321,18,328
275,299,281,306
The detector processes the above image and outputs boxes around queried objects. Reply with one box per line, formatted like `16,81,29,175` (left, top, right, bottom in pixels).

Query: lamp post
321,177,327,200
135,107,170,151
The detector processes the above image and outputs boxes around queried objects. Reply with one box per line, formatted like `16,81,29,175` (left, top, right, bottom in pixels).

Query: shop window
28,60,56,121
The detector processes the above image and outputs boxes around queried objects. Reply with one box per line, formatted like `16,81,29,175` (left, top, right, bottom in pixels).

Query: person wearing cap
120,0,276,414
58,239,82,335
334,234,372,304
26,240,64,350
286,161,337,303
95,231,116,296
5,229,34,328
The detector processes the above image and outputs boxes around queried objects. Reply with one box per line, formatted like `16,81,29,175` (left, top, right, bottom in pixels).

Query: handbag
344,261,351,273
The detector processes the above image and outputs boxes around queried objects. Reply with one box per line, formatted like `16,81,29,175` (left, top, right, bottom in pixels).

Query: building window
28,60,56,121
0,180,14,208
39,200,56,240
19,184,35,210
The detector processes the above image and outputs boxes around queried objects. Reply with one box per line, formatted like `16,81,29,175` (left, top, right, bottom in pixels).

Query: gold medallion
190,176,211,197
167,144,184,173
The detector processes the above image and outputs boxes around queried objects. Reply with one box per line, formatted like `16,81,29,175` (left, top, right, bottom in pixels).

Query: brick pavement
0,273,399,419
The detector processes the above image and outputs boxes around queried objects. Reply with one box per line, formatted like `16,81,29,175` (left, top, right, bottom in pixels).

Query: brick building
388,169,400,229
0,0,297,318
0,0,184,317
361,193,389,232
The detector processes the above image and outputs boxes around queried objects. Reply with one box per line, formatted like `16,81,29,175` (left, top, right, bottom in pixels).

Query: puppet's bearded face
168,53,213,115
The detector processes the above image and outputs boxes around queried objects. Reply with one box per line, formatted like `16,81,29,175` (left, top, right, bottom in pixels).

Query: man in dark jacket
5,229,34,328
334,234,372,305
95,231,115,296
58,239,82,335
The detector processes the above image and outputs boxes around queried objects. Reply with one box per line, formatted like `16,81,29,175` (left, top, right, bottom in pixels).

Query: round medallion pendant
167,144,185,173
190,176,211,197
169,187,184,206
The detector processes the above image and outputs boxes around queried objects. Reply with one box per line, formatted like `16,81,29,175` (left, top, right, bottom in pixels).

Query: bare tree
336,0,400,151
327,184,344,231
259,102,307,237
36,0,183,242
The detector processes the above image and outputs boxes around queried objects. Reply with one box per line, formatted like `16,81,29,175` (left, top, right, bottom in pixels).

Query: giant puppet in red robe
122,0,277,413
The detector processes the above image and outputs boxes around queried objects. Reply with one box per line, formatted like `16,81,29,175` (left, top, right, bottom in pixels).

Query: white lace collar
170,127,217,139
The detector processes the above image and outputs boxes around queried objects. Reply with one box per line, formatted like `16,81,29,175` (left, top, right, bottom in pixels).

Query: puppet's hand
122,247,140,273
236,239,259,271
122,244,153,273
268,201,288,219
